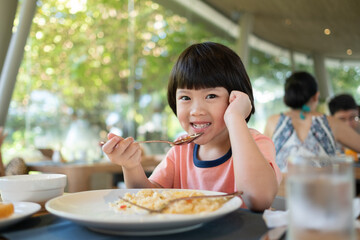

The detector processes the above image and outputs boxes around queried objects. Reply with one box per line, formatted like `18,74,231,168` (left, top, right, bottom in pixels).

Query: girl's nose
190,101,206,116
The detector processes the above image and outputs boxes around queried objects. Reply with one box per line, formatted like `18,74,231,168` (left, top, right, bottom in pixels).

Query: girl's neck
197,137,231,161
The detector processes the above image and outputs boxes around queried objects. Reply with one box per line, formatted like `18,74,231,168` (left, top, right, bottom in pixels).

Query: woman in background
264,71,360,172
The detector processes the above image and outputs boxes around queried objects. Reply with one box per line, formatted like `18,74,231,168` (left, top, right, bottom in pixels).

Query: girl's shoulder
249,128,271,141
249,128,261,136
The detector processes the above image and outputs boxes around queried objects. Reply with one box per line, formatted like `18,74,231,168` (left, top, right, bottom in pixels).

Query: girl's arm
328,116,360,152
102,133,157,188
224,91,278,211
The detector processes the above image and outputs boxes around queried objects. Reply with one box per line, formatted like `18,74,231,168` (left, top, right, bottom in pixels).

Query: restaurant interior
0,0,360,239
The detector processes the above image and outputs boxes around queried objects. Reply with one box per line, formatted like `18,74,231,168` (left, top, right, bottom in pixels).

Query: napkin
263,209,288,228
263,198,360,228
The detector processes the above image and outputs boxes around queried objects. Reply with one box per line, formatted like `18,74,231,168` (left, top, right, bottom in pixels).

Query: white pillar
0,0,37,126
127,0,136,138
313,53,333,102
0,0,18,75
236,12,253,68
289,50,296,72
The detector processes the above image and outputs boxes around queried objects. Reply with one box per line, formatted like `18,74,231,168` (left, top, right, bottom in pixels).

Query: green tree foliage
6,0,231,157
328,65,360,103
4,0,359,161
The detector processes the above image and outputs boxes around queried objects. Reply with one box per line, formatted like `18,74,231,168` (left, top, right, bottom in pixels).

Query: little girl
103,42,281,211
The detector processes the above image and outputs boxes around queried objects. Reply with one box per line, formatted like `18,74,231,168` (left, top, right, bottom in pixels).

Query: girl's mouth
191,123,211,130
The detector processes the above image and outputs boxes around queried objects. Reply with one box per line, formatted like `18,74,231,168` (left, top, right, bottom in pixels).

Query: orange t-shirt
149,129,282,204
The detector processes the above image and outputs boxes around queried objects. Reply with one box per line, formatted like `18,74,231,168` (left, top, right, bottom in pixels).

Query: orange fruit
0,202,14,218
345,148,359,161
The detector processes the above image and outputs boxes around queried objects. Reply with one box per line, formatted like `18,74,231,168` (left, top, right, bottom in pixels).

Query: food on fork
0,202,14,218
109,189,230,214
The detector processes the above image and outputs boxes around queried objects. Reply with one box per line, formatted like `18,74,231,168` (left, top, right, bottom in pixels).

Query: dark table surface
1,208,269,240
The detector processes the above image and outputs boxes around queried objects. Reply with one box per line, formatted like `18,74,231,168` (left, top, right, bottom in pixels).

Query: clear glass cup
286,155,356,240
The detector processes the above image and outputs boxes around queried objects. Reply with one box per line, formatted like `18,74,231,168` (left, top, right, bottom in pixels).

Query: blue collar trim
193,144,232,168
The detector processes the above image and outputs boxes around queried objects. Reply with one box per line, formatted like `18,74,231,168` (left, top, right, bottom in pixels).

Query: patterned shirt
272,113,336,172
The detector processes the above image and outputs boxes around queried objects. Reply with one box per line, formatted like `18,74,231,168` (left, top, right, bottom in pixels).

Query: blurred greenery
4,0,232,161
329,65,360,101
2,0,360,162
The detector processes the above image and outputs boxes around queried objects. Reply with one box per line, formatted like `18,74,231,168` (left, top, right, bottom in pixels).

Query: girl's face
176,87,230,146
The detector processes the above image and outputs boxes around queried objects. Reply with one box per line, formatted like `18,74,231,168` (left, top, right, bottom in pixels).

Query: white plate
0,202,41,230
45,189,242,236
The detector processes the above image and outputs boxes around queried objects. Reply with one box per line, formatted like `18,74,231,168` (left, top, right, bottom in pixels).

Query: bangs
175,60,226,90
173,42,233,91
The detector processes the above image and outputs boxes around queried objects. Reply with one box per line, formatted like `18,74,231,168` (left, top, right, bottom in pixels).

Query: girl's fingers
102,136,122,154
114,137,134,155
228,92,235,103
102,133,142,167
107,139,141,167
107,132,119,140
103,137,137,156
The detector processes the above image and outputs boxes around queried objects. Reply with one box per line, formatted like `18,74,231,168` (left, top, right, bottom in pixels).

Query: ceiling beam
153,0,293,61
154,0,360,67
154,0,238,39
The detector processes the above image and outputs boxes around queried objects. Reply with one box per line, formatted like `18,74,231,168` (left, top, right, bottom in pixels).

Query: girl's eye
206,94,217,99
179,96,190,100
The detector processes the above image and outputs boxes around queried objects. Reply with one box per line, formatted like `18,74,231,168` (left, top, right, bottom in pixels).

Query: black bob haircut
283,71,318,109
167,42,255,122
328,94,358,115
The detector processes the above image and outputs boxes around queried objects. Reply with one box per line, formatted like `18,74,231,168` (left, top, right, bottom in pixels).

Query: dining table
0,208,271,240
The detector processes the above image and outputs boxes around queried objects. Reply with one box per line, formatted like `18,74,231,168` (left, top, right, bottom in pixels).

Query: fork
118,191,242,214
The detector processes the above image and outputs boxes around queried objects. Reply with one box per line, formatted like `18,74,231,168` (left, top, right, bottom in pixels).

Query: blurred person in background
329,94,359,132
328,94,360,158
264,72,360,172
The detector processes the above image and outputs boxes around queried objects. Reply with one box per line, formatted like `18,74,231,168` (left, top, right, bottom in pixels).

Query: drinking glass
286,155,355,240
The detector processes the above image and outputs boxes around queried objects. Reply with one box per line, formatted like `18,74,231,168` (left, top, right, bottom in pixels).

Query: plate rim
45,188,242,231
0,202,41,229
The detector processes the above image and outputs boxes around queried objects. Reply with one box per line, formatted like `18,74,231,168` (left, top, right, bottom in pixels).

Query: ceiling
203,0,360,61
157,0,360,61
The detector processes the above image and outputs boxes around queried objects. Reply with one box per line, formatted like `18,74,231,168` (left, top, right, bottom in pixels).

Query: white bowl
0,174,67,203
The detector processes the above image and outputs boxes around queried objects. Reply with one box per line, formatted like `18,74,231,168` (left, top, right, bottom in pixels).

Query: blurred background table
26,156,161,192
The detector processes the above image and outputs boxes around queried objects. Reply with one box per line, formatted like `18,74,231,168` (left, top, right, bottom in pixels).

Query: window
3,0,359,164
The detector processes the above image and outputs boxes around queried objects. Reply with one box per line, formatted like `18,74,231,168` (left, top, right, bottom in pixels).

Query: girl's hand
102,133,142,169
224,90,252,123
